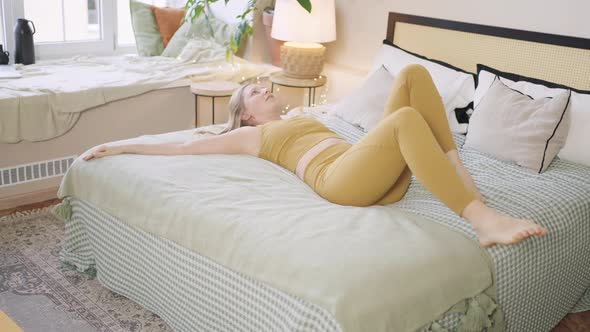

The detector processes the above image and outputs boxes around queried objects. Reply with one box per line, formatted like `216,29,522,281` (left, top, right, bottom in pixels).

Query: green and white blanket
58,118,502,332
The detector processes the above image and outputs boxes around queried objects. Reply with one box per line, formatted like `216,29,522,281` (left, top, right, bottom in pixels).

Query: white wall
326,0,590,71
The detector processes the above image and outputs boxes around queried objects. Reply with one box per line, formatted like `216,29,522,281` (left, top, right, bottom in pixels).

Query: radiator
0,156,76,187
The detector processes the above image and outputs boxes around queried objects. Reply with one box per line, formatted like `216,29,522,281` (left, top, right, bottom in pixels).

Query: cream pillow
464,77,571,173
476,64,590,167
327,65,395,131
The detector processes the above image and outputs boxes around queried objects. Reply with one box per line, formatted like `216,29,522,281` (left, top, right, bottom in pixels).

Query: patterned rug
0,206,173,332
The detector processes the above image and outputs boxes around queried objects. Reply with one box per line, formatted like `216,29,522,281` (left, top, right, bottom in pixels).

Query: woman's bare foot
462,200,547,247
446,150,485,202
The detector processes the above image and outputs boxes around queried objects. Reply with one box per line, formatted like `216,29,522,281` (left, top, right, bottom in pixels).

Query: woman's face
241,85,279,124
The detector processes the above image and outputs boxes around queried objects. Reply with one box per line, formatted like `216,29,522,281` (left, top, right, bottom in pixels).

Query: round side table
190,81,241,127
269,72,327,107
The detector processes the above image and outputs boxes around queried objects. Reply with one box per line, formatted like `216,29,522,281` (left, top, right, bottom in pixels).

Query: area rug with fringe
0,206,173,332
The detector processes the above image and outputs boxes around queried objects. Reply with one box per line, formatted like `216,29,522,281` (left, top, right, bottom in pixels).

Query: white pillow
327,65,395,131
475,64,590,167
465,77,571,173
370,41,475,133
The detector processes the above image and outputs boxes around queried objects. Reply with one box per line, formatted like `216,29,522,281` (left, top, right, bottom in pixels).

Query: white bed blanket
0,55,276,143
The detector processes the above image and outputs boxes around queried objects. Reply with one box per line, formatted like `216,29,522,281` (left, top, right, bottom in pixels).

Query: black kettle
0,44,9,65
14,18,36,65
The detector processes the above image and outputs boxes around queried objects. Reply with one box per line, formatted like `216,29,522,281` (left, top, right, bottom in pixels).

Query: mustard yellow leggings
315,64,475,215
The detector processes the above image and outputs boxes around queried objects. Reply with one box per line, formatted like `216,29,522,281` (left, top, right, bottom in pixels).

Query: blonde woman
83,64,547,247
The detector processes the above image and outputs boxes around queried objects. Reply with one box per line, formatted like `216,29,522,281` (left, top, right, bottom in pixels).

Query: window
23,0,101,43
0,0,185,59
1,0,113,59
0,1,4,46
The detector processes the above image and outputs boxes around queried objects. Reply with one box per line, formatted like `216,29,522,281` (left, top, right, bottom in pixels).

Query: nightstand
190,81,241,127
269,72,327,107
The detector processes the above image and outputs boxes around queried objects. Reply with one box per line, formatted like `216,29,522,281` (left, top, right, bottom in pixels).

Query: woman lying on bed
83,64,546,247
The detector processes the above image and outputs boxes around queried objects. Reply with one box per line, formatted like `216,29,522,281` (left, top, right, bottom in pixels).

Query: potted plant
184,0,311,60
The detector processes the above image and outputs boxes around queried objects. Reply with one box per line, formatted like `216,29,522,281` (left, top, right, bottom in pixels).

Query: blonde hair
194,83,252,136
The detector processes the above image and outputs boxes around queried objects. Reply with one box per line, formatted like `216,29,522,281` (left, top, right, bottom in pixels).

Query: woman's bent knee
397,64,433,84
385,107,425,127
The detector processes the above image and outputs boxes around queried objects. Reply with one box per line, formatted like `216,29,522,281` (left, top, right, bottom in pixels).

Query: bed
55,13,590,332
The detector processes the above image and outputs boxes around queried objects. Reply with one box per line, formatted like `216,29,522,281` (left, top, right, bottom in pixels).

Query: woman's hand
83,145,124,161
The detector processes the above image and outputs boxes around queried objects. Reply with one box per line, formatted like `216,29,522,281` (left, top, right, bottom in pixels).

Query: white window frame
0,2,4,45
0,0,136,59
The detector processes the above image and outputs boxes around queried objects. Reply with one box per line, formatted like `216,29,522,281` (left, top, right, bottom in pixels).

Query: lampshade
271,0,336,43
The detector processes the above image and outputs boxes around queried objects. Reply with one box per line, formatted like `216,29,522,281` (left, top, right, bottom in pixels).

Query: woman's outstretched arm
83,126,260,161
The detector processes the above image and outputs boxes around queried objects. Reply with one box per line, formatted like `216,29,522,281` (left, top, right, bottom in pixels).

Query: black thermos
14,18,36,65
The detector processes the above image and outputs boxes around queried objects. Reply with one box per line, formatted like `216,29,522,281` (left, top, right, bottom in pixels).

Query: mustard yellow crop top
257,116,343,172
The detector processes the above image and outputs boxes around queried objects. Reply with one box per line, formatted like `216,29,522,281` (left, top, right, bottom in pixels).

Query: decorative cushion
369,40,475,133
475,64,590,167
176,39,226,63
328,65,395,131
150,6,185,47
465,76,571,173
162,14,235,58
129,0,164,56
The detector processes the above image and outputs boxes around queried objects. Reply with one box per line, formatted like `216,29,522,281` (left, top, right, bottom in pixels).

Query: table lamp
271,0,336,79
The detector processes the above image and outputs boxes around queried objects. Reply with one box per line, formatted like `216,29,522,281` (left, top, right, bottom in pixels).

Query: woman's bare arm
181,126,260,156
83,126,260,161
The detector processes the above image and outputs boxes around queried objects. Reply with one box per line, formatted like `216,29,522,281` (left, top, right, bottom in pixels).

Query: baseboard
0,186,59,211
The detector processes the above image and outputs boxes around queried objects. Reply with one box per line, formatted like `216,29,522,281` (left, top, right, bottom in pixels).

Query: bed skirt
57,198,497,332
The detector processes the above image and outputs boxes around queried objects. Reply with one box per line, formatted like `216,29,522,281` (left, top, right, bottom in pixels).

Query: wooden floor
1,199,588,331
0,198,63,218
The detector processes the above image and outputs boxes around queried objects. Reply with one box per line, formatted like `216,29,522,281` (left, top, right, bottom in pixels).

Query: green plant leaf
183,0,310,58
297,0,312,13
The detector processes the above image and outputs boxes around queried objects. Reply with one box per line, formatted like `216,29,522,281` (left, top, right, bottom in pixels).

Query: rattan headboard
386,13,590,90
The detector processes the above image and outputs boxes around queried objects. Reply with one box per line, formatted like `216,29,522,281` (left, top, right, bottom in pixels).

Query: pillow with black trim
369,40,475,133
465,76,571,173
475,64,590,167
